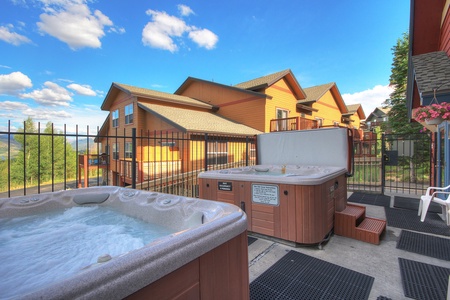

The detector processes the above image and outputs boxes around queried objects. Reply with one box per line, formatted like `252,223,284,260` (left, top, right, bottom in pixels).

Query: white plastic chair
418,185,450,225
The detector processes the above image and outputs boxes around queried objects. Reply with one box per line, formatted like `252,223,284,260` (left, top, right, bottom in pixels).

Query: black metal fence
0,121,256,198
0,121,433,198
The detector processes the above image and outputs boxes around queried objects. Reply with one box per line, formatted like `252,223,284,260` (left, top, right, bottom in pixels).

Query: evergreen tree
382,32,422,134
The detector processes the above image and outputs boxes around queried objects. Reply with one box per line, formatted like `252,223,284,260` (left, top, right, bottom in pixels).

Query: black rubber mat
394,196,441,213
250,250,374,300
348,192,390,207
385,207,450,236
248,236,257,246
399,258,450,300
397,230,450,260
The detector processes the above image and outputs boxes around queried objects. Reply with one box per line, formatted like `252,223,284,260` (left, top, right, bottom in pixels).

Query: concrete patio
247,192,450,300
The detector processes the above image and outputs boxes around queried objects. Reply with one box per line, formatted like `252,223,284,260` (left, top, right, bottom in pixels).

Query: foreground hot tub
199,128,352,246
0,187,249,300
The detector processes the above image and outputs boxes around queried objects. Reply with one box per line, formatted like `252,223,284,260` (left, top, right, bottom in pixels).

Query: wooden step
355,217,386,245
338,204,366,219
334,204,366,237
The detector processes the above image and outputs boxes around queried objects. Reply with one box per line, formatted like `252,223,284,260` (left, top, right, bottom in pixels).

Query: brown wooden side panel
279,184,297,241
199,231,250,300
251,203,276,236
217,190,237,205
295,184,328,244
125,259,200,300
238,181,252,230
334,174,347,212
198,178,218,201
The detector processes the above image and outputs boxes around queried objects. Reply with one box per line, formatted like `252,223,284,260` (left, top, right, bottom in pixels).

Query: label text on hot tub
252,184,279,206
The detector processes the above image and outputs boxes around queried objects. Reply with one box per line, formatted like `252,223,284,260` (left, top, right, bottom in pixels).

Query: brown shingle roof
347,104,361,113
103,83,214,110
301,82,335,103
138,102,262,135
234,69,291,90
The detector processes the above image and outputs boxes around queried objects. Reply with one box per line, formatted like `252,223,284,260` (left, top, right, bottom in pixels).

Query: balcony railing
270,117,319,132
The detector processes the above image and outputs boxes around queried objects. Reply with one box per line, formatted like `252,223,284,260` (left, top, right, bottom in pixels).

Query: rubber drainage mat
250,250,374,300
394,196,441,213
248,236,257,246
397,230,450,261
384,207,450,236
347,192,390,207
399,258,450,300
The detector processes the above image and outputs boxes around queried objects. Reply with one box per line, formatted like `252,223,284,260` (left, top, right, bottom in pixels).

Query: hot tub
0,186,249,300
199,128,353,246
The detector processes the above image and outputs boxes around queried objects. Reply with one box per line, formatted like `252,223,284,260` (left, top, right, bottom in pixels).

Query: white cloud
37,1,118,50
0,71,33,95
67,83,96,96
142,7,218,52
0,25,32,46
188,28,218,50
22,107,73,122
178,4,194,17
342,84,393,119
1,100,29,111
21,81,73,106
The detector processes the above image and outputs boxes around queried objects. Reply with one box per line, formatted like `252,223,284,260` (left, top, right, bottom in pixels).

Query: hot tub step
355,217,386,245
334,204,386,245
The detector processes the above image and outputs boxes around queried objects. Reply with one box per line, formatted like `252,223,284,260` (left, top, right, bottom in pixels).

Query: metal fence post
204,133,208,172
381,133,385,195
132,128,137,189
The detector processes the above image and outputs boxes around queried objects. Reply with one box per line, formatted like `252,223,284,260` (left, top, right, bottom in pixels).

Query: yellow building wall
264,78,300,132
311,90,343,127
180,81,266,132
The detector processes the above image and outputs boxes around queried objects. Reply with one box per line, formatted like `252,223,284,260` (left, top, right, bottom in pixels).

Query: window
112,109,119,128
125,142,133,159
276,108,289,131
112,143,119,160
125,104,133,125
207,140,228,165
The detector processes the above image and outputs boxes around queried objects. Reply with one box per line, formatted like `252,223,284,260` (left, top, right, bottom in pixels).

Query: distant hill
70,138,99,153
0,134,21,160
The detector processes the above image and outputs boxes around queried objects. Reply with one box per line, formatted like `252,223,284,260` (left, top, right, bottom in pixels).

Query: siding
180,81,266,132
440,3,450,55
264,78,299,132
311,90,342,126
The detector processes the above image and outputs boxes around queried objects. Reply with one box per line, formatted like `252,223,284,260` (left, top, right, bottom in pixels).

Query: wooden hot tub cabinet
199,174,347,245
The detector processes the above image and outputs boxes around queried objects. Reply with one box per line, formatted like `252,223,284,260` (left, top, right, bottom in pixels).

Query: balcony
270,117,319,132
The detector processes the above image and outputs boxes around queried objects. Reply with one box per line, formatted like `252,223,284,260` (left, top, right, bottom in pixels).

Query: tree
383,32,429,183
382,32,422,134
10,118,77,188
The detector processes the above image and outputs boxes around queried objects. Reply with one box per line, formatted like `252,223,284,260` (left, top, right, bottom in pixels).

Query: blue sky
0,0,410,134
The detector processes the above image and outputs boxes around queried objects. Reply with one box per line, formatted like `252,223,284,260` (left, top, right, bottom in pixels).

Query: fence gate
381,133,432,195
348,133,432,196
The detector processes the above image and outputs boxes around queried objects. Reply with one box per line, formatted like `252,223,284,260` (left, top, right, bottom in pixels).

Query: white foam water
0,206,175,299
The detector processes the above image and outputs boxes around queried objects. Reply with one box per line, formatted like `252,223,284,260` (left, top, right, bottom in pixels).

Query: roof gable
101,82,214,111
175,77,267,98
138,102,262,135
234,69,306,100
302,82,348,113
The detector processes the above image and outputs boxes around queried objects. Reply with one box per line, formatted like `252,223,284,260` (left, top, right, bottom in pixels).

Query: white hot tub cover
256,127,352,173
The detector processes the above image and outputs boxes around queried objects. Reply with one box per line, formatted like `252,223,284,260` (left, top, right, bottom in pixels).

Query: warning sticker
252,184,279,206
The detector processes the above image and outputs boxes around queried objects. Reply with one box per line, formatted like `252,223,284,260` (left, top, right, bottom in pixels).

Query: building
95,69,365,186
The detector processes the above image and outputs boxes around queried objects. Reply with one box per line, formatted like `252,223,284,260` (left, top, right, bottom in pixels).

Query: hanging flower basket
413,103,450,129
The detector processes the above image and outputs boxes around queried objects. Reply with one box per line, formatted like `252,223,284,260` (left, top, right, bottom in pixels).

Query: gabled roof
301,82,348,113
234,69,306,100
411,51,450,104
138,102,262,136
175,77,268,98
365,107,390,122
345,104,366,120
101,82,214,111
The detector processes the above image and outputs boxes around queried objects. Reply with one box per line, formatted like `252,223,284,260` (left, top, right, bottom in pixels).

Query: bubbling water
0,206,175,299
